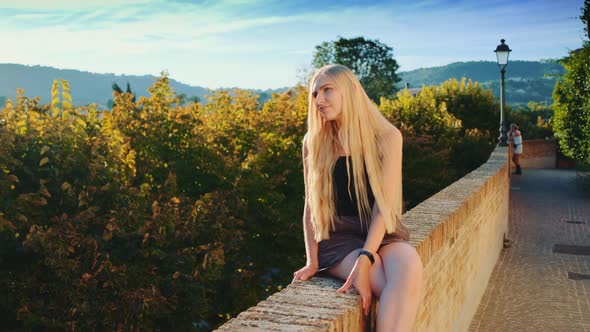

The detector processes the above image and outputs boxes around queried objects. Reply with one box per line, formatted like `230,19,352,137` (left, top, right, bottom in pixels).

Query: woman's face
312,73,344,123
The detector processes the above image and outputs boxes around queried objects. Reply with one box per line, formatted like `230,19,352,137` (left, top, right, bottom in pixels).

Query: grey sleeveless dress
317,156,410,272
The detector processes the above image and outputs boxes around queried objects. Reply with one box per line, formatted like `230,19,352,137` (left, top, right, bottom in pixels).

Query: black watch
358,250,375,264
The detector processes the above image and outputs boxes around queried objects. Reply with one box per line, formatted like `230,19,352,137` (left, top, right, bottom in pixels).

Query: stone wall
216,146,510,331
409,146,509,331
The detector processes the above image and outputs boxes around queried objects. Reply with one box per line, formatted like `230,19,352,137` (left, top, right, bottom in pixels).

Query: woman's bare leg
513,154,522,174
377,241,423,332
512,154,520,167
327,248,386,297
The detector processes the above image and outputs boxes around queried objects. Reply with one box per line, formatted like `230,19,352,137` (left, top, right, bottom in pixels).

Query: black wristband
358,250,375,264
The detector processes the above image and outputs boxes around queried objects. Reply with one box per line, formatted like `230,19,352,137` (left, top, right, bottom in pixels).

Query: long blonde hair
305,64,403,241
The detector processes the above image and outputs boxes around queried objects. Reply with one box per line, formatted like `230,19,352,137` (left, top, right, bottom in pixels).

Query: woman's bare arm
362,127,403,257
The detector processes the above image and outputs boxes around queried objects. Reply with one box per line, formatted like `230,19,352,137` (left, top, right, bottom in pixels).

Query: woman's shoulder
377,124,402,143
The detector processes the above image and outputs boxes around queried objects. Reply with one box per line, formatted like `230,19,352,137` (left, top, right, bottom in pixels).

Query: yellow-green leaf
40,146,49,155
39,185,51,198
76,118,87,128
39,157,49,167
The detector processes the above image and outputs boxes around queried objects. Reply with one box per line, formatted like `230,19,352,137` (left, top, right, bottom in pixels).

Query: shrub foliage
1,76,498,330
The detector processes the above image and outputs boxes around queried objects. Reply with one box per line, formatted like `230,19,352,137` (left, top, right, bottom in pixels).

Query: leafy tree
312,36,401,102
379,78,497,207
112,82,123,94
582,0,589,41
553,45,590,162
380,78,499,141
380,85,461,139
436,78,499,140
174,93,201,106
552,2,590,163
508,102,554,140
112,82,136,103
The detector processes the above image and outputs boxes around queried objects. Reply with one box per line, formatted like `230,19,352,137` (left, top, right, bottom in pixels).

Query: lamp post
494,39,511,146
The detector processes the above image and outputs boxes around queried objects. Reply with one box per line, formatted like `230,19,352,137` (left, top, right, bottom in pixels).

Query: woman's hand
337,256,372,316
291,263,318,283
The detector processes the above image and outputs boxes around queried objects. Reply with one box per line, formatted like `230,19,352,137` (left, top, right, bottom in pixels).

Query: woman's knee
379,242,424,288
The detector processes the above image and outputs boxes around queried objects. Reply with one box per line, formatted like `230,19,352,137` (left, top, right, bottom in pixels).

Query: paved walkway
469,169,590,332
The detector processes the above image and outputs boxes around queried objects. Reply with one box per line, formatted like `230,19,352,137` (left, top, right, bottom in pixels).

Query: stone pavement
469,169,590,332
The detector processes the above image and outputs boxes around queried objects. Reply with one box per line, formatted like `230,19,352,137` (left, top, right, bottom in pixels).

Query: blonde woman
291,64,423,331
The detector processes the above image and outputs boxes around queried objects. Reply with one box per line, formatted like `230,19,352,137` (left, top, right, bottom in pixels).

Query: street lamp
494,38,511,146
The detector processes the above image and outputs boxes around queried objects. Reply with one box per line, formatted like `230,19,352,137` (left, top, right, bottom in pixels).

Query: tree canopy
312,36,401,103
552,45,590,162
552,2,590,162
582,0,589,41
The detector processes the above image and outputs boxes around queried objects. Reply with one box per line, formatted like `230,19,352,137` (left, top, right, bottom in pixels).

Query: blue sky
0,0,586,89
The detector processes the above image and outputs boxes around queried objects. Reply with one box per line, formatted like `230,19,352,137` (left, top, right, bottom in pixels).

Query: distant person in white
509,123,523,175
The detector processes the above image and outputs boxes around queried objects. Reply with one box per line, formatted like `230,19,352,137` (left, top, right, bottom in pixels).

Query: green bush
508,101,554,140
1,76,499,330
553,45,590,163
380,78,496,209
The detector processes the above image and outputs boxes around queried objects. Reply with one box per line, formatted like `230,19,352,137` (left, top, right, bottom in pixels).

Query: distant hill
0,64,286,107
399,60,565,105
0,60,566,108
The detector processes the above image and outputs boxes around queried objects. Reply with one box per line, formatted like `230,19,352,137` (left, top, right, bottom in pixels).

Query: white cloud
0,0,151,9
